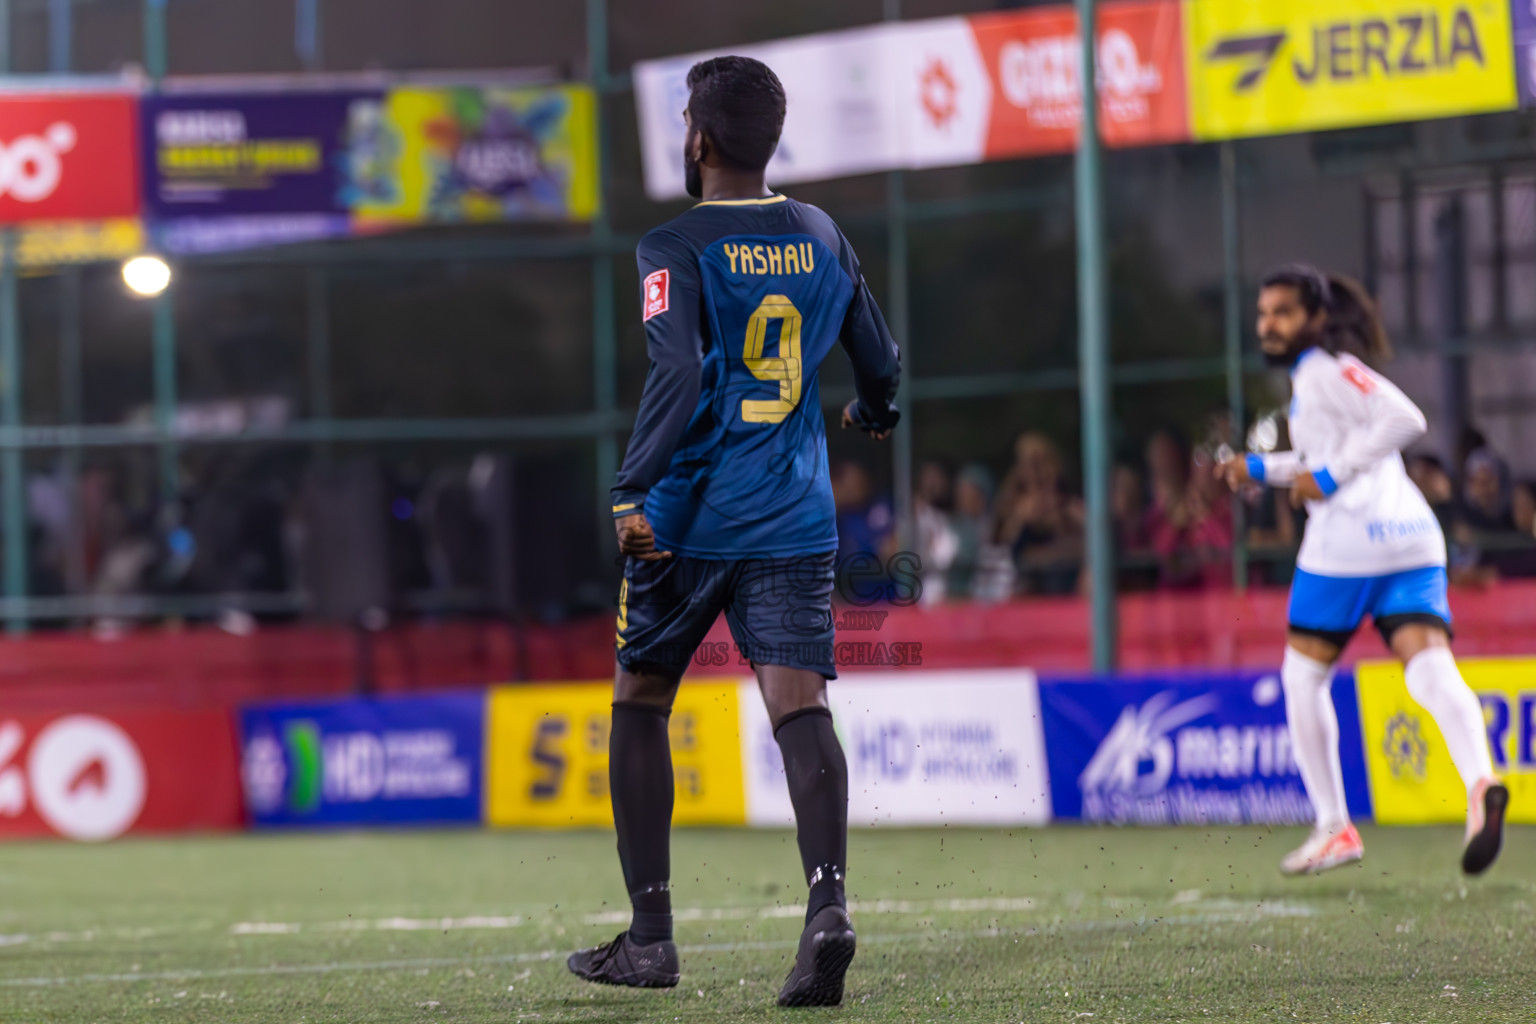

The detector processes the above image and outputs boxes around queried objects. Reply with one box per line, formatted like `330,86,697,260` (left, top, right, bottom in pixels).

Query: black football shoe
1462,778,1510,876
777,905,857,1007
567,931,680,989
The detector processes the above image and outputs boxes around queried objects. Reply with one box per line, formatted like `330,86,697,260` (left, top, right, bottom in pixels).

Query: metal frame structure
0,0,1518,664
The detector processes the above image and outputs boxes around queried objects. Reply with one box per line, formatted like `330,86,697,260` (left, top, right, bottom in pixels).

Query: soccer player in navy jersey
565,55,901,1007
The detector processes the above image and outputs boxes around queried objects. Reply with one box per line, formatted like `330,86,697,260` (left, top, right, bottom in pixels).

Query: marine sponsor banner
485,680,744,828
740,671,1052,827
1186,0,1516,140
633,3,1189,199
353,84,598,226
1039,670,1373,825
0,93,140,223
240,693,484,827
0,710,242,841
1357,658,1536,824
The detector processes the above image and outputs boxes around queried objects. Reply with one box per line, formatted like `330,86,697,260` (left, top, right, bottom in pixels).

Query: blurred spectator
946,464,1014,603
1407,453,1458,537
913,460,958,606
1460,447,1513,533
1112,463,1157,591
1486,480,1536,579
1514,482,1536,539
833,461,897,604
994,432,1083,595
1144,428,1232,589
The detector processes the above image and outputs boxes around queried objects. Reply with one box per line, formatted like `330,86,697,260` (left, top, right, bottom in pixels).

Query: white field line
583,897,1041,926
0,902,1316,989
229,915,523,936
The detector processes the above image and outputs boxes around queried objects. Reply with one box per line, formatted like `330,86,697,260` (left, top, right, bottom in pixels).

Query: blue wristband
1245,454,1266,484
1313,468,1339,496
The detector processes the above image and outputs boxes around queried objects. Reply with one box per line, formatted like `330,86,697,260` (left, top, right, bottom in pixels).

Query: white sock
1282,646,1350,831
1403,647,1496,794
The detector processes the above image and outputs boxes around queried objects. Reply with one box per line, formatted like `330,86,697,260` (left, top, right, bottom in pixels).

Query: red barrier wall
1,582,1533,711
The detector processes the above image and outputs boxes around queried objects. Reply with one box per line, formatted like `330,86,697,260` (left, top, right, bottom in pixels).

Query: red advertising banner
0,709,242,840
0,93,140,224
970,0,1188,159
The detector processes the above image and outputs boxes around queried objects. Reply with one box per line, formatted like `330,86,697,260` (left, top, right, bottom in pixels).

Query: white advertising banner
739,669,1052,827
632,26,902,202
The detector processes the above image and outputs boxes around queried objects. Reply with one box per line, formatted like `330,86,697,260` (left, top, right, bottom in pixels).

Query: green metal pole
884,0,913,553
1075,0,1116,672
143,0,166,82
588,0,617,547
0,233,25,634
1220,142,1248,593
887,169,913,552
0,0,10,73
59,269,85,596
153,292,177,506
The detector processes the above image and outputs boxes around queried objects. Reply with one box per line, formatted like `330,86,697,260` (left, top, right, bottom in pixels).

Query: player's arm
1217,450,1298,490
1299,360,1426,501
835,238,901,438
610,234,704,559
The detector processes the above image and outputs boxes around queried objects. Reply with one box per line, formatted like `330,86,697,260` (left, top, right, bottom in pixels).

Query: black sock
773,706,849,923
610,701,674,945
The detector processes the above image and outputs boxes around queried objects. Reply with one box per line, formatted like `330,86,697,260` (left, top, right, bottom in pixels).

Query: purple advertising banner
141,90,383,253
1515,0,1536,105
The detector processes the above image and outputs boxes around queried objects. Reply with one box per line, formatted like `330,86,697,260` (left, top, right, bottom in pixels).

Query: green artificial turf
0,825,1531,1022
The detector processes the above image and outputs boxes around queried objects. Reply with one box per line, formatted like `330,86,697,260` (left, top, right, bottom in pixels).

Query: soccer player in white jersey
1218,264,1507,877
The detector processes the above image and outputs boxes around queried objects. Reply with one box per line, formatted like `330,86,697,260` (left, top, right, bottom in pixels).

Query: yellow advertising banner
1185,0,1516,140
353,84,598,226
486,680,745,828
1356,659,1536,824
9,219,144,269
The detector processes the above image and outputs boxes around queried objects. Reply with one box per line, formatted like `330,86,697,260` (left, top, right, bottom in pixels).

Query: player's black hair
1260,263,1332,315
1261,263,1392,367
1320,273,1392,367
686,56,786,172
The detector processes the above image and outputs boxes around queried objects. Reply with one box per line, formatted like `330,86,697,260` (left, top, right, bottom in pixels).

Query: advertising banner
0,710,242,841
239,693,484,827
740,671,1052,827
141,90,374,253
1186,0,1516,140
1039,670,1373,825
0,93,139,223
634,27,900,202
1513,0,1536,104
633,3,1189,200
1357,658,1536,824
486,680,744,828
9,219,144,267
353,84,598,226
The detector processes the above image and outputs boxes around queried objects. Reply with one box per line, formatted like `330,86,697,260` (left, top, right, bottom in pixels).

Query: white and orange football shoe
1280,823,1364,876
1462,777,1509,876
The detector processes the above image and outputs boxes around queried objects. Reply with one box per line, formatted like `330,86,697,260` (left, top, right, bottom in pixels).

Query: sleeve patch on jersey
1341,363,1377,395
643,269,670,322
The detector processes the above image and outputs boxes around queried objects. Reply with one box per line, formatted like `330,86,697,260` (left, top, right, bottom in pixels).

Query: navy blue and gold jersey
612,194,901,559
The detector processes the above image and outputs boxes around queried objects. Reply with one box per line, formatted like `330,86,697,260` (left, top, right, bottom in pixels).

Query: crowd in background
833,421,1536,606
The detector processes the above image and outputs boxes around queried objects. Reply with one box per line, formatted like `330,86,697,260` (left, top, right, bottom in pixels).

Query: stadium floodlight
122,255,172,297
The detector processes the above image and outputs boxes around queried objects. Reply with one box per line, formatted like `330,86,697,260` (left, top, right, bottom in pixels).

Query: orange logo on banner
969,0,1189,158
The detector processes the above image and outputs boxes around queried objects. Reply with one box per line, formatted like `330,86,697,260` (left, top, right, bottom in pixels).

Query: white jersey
1255,348,1444,577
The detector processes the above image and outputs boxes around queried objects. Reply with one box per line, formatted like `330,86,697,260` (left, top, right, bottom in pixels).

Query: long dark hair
1322,273,1392,367
1261,264,1393,368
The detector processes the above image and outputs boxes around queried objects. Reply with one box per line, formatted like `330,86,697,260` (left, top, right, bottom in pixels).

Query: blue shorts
1287,566,1452,647
615,552,838,680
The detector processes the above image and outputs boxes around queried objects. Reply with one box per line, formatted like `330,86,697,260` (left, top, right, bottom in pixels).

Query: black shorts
614,552,838,681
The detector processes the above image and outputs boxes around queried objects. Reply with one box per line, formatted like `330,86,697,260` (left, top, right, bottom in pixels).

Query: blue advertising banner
140,90,382,253
1515,0,1536,105
240,692,485,827
1039,670,1373,825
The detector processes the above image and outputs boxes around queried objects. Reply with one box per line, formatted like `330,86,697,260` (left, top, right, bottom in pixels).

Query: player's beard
1261,329,1318,368
683,129,703,199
